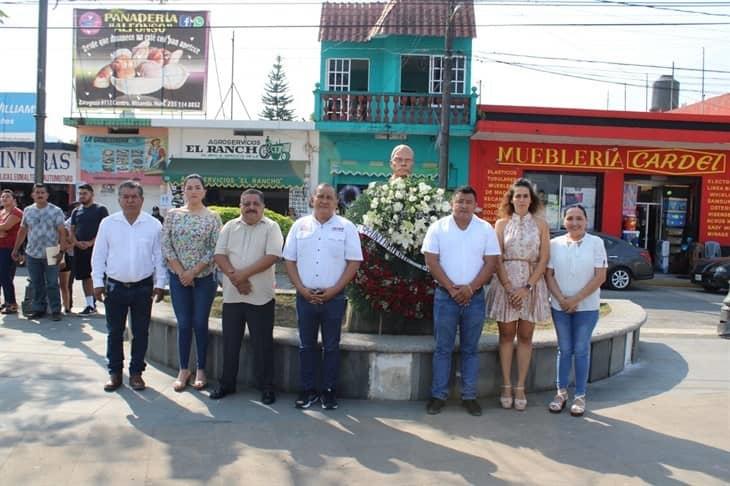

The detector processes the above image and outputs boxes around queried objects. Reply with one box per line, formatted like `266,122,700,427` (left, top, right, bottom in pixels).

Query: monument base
344,303,433,335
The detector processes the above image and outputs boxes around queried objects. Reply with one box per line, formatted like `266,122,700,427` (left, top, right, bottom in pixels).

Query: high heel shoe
191,370,207,390
173,370,191,392
514,386,527,411
499,385,513,409
548,389,568,413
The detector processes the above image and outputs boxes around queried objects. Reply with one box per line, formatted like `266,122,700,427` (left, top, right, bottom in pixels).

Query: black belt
107,276,153,288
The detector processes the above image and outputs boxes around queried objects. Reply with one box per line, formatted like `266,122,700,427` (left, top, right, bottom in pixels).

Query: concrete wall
147,299,646,400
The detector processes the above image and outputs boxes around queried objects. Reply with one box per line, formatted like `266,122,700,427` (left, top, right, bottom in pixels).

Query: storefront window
525,172,601,231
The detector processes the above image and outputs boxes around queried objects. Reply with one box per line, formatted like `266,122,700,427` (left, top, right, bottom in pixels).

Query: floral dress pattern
487,212,551,322
161,209,222,277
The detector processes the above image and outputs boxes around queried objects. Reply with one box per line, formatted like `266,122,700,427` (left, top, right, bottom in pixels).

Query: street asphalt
0,274,728,485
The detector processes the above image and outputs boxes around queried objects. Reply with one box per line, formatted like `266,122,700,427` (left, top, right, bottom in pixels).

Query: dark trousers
104,279,153,375
0,248,17,305
296,293,346,392
219,299,275,392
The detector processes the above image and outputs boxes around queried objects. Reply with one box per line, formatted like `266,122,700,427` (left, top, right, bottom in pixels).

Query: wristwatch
525,283,533,291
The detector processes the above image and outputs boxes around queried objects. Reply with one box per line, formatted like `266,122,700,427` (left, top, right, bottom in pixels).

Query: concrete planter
146,299,646,400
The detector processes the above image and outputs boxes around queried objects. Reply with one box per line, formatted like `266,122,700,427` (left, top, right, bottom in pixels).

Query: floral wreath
346,177,451,320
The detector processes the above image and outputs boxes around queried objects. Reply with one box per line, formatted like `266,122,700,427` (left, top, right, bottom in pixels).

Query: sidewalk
0,277,728,484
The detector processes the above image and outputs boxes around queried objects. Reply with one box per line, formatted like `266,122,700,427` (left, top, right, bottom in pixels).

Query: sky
0,0,728,142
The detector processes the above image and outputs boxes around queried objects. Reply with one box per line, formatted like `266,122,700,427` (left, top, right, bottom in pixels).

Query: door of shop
635,202,662,254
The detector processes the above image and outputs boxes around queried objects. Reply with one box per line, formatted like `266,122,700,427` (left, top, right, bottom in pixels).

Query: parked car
691,257,730,292
551,231,654,290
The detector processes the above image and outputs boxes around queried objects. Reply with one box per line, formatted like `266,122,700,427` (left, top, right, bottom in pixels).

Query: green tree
260,55,295,121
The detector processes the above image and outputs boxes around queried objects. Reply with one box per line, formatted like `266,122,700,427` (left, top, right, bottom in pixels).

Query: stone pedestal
344,303,433,335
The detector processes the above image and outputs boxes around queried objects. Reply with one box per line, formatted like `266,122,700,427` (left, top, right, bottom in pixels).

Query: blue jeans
296,292,346,392
26,255,61,313
168,271,217,370
104,278,153,374
0,248,17,304
551,309,599,396
431,287,486,400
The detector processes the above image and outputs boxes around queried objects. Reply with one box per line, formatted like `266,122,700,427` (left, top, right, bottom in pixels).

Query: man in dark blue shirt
70,184,109,315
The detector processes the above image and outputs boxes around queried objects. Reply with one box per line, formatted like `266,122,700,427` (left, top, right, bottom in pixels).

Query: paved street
0,276,728,485
604,279,724,334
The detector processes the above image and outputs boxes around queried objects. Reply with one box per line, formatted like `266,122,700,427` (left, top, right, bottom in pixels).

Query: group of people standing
424,176,607,418
0,144,607,417
0,183,107,321
90,176,362,411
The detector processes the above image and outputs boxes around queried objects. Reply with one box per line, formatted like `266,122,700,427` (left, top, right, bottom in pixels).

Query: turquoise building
314,1,477,190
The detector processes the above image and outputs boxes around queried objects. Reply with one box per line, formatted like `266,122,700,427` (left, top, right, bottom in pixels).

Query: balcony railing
315,90,475,126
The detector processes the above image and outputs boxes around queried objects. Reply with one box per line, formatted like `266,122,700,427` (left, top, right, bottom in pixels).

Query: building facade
314,1,478,194
471,105,730,273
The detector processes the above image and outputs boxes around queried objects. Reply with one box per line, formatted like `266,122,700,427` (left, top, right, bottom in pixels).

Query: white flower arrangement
361,177,452,257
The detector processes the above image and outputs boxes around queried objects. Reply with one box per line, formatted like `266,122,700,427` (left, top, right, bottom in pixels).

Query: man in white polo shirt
421,185,500,416
283,183,363,410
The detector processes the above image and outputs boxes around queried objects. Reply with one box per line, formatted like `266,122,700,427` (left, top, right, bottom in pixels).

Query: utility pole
438,0,455,189
34,0,48,184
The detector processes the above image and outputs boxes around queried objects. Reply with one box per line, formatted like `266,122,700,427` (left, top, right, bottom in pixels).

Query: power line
479,51,730,74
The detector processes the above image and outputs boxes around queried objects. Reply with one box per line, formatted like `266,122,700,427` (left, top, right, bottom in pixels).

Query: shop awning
164,158,308,189
330,159,438,178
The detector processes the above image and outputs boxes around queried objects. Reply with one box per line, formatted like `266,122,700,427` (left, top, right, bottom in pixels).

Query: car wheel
607,267,632,290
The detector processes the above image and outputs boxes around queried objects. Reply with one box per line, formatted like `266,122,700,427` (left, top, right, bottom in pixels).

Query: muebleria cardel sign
496,143,728,176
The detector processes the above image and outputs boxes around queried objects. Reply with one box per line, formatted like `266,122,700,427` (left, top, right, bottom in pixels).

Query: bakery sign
0,147,77,184
495,142,728,176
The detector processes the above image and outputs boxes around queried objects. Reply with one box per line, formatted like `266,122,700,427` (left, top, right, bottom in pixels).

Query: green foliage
260,55,295,121
0,10,6,24
208,206,293,239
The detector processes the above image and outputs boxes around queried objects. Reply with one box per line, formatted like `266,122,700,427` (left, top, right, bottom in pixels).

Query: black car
551,231,654,290
691,257,730,292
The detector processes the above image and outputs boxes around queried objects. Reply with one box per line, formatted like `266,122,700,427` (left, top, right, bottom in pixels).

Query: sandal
173,370,191,393
570,395,586,417
191,370,207,390
499,385,513,409
1,304,18,314
549,389,569,413
514,386,527,411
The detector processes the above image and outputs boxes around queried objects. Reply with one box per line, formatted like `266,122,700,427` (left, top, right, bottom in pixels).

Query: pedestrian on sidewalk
544,205,607,417
283,183,362,410
162,174,221,392
92,181,166,392
11,183,67,321
0,189,23,315
422,186,501,416
210,189,283,404
59,203,79,314
70,184,109,315
486,178,551,411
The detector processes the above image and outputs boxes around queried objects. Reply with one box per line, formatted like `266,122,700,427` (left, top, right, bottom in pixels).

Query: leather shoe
209,385,230,400
26,311,45,319
129,374,146,391
104,373,123,392
261,389,276,405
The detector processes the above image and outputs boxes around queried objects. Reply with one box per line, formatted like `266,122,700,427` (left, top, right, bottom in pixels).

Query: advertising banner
73,9,209,111
175,129,310,161
79,135,166,184
0,146,77,184
0,93,36,136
